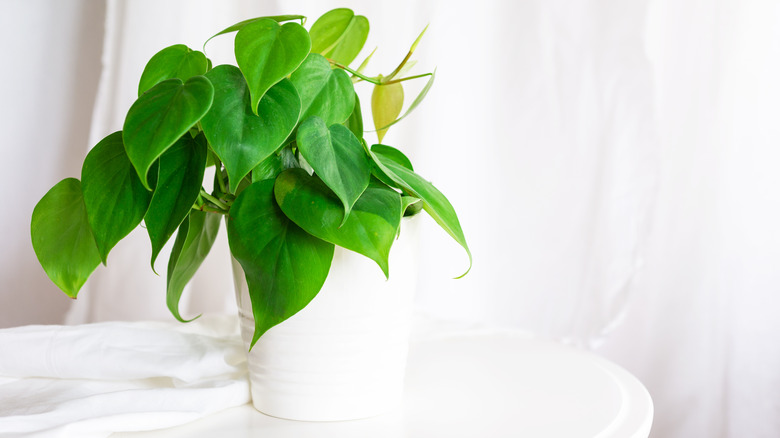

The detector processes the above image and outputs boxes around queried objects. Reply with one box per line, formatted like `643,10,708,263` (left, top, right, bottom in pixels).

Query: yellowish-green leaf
355,47,377,78
309,8,369,66
375,69,435,134
372,80,404,143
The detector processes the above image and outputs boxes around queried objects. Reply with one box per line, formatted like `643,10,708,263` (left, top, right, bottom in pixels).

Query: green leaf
371,144,471,277
290,53,355,125
145,133,208,271
401,195,423,217
371,144,413,170
81,131,152,263
206,149,217,168
251,153,284,183
370,143,413,188
137,44,209,96
123,76,214,190
372,81,404,143
31,178,102,298
204,15,306,48
166,211,221,322
375,70,435,132
345,92,363,139
279,146,301,170
296,116,371,224
235,19,310,115
201,65,300,192
275,168,400,277
227,179,334,348
309,8,369,66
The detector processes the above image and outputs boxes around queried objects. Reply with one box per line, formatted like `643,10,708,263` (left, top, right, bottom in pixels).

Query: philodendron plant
31,8,470,348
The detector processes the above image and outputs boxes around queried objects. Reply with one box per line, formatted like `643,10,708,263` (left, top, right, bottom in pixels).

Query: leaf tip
338,208,350,228
249,330,262,351
138,172,154,192
64,287,80,299
452,251,473,279
182,313,202,324
410,23,429,53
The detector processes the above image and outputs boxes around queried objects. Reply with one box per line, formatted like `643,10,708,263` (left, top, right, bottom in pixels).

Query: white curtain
3,0,780,436
599,1,780,436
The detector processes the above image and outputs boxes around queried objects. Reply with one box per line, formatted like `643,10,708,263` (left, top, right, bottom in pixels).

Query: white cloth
0,316,250,437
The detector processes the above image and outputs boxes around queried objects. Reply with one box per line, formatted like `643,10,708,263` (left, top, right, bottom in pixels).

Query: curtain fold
599,1,780,436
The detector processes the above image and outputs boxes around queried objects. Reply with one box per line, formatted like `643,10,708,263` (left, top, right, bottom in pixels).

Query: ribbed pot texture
230,221,419,421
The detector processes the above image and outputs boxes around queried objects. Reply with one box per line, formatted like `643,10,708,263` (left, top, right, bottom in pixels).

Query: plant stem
213,158,229,194
383,72,433,85
328,60,382,85
387,24,428,81
200,189,228,210
200,205,227,215
386,51,413,82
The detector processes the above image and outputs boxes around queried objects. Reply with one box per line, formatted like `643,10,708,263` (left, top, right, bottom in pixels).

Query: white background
2,0,779,436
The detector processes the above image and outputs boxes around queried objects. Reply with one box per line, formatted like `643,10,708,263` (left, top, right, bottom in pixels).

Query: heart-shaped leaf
296,116,370,223
201,65,300,192
275,168,401,277
204,15,306,48
235,18,310,115
309,8,369,66
137,44,209,96
145,133,208,271
81,131,152,263
166,210,221,322
31,178,102,298
123,76,214,190
372,81,404,143
227,179,334,349
371,144,472,277
290,53,355,125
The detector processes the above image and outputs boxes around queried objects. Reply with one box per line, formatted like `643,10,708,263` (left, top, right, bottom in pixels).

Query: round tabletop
115,329,653,438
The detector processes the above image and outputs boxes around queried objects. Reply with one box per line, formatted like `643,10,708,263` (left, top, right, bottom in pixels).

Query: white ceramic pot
230,220,419,421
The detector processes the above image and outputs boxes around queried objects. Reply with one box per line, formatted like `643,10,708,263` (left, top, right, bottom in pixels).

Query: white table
114,328,653,438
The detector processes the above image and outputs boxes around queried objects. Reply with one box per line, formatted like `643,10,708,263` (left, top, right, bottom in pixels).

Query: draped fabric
3,0,780,436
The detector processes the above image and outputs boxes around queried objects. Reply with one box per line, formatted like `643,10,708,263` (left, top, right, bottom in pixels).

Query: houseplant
30,8,470,419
